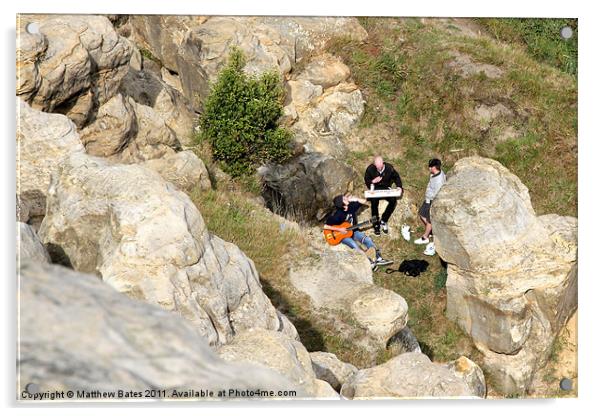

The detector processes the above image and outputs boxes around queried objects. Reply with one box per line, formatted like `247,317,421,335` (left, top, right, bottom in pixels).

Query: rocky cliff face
18,261,305,398
38,152,285,347
431,157,577,394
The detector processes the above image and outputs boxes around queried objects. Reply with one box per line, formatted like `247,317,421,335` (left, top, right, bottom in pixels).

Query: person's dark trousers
371,197,397,224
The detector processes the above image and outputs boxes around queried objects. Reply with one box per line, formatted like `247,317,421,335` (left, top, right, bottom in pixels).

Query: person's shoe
423,242,436,256
381,221,389,234
401,224,411,241
376,256,394,266
373,226,381,236
414,236,429,245
370,259,378,271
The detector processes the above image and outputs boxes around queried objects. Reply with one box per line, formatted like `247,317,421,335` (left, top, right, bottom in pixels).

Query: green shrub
198,48,292,176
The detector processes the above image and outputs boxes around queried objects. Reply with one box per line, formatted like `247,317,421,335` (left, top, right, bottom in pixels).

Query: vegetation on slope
329,17,577,217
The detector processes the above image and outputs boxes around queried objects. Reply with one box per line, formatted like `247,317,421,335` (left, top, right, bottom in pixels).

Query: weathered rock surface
17,14,132,127
17,222,50,264
141,150,211,191
129,15,209,73
431,157,577,394
252,17,368,62
285,55,364,159
17,99,84,226
217,328,338,398
126,16,366,110
114,100,181,163
340,352,476,399
289,245,408,351
79,93,136,157
295,54,351,88
119,68,196,145
445,356,487,398
18,261,305,398
310,352,358,392
38,152,283,347
260,152,354,222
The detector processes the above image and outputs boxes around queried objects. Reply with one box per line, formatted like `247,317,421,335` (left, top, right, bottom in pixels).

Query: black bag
385,259,429,277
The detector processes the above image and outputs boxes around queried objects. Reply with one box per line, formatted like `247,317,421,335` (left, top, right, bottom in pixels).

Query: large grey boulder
141,150,212,191
260,152,354,222
17,222,50,264
431,157,577,395
128,15,209,73
18,261,305,399
309,352,358,392
38,153,283,347
340,352,478,399
17,99,84,226
119,68,197,145
79,93,136,157
289,245,409,354
17,14,132,127
217,328,338,398
113,100,181,163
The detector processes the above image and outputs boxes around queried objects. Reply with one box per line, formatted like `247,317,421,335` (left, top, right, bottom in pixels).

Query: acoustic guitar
323,217,378,246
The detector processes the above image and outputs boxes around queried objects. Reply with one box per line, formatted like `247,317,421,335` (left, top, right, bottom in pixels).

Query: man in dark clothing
364,156,403,235
324,193,391,270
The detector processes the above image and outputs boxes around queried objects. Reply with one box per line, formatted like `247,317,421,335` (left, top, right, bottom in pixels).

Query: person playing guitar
323,193,393,270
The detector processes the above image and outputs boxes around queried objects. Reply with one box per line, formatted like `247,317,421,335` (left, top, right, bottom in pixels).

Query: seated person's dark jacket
325,202,362,226
364,163,403,190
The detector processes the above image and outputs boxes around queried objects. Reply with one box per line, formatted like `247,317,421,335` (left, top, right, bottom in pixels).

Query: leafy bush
198,48,292,176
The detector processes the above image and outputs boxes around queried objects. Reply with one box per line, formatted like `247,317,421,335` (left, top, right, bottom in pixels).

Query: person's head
374,156,384,171
333,193,351,211
428,158,442,174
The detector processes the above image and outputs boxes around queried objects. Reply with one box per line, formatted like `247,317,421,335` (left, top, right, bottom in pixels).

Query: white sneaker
381,221,389,234
401,224,411,241
414,236,429,245
424,242,436,256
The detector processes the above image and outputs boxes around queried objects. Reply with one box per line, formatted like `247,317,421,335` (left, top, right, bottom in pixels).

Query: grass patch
327,17,576,216
477,18,577,76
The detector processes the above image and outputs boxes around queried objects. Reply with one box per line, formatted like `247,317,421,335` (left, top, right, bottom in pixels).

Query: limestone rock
128,15,209,73
445,356,487,398
141,151,211,191
431,157,577,394
295,53,351,89
253,17,368,62
260,152,354,222
79,93,136,157
289,85,364,159
114,100,181,163
341,352,475,399
276,311,301,341
17,99,84,226
38,153,283,347
289,246,408,350
309,352,358,392
17,222,50,264
126,16,366,111
17,15,132,126
175,17,291,110
119,68,196,145
18,261,304,398
217,328,332,397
